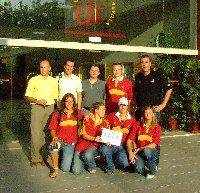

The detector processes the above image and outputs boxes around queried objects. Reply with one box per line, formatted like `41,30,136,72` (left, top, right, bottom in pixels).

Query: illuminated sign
64,0,125,38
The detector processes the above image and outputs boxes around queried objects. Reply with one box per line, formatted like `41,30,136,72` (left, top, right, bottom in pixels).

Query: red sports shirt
106,112,136,144
75,117,109,153
106,77,133,114
48,111,83,144
128,121,161,148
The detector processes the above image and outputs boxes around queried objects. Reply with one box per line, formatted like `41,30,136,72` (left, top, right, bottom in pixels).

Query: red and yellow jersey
106,76,133,114
106,112,136,145
128,121,161,148
75,116,109,153
48,111,83,144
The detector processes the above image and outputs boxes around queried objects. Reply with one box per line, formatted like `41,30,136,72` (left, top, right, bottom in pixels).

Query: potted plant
164,96,181,131
156,55,195,131
168,114,179,131
176,58,200,132
184,82,200,133
154,32,199,132
156,58,181,131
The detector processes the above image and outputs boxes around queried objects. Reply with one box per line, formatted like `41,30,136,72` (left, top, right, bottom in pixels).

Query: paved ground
0,131,200,193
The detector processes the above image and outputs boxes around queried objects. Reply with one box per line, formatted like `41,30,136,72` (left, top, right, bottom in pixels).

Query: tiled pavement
0,131,200,193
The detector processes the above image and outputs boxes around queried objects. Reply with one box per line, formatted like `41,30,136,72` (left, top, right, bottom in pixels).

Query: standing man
58,58,82,110
134,55,172,121
25,60,58,167
82,64,105,113
106,64,133,114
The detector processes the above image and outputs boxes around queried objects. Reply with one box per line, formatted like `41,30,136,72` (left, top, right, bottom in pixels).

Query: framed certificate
101,128,123,146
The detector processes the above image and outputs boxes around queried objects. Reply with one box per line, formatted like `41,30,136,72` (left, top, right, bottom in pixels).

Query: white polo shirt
57,72,83,102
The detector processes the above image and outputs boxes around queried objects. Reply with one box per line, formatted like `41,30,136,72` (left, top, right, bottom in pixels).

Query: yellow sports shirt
25,75,58,105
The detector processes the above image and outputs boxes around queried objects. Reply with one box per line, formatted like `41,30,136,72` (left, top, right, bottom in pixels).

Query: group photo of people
1,0,199,192
25,55,172,179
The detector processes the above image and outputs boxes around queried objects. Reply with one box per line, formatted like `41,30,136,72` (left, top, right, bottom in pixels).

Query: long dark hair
58,93,78,116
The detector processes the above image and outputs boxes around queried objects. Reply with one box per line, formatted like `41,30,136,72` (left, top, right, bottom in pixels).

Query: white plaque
101,128,123,146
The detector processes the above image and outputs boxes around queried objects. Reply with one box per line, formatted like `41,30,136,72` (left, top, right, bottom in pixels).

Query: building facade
0,0,198,99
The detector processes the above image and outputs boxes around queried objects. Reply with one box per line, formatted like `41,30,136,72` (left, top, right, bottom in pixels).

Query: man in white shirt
57,58,82,110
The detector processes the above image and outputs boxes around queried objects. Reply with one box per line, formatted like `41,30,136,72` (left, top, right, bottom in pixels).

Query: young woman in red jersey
127,106,161,179
48,93,83,178
72,102,109,175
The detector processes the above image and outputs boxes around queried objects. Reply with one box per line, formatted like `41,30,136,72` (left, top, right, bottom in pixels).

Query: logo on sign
64,0,125,38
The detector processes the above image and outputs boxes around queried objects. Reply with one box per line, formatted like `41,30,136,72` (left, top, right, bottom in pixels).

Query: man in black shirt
134,55,172,122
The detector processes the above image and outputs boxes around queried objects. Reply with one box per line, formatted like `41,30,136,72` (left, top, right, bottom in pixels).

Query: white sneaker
107,171,114,175
146,173,155,179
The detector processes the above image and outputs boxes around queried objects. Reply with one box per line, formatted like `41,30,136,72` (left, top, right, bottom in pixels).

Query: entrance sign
64,0,125,38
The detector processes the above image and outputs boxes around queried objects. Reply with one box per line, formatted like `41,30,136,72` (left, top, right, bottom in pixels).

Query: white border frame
0,38,198,55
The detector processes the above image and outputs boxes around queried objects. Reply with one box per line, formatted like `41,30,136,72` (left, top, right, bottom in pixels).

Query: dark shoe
118,165,130,172
31,161,38,167
39,160,47,166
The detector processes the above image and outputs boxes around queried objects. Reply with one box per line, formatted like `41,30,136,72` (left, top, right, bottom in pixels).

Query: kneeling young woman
48,93,83,178
127,106,161,179
72,102,109,175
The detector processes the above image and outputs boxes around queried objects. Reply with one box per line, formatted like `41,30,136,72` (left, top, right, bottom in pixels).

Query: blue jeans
99,144,129,173
72,147,98,175
50,140,75,172
135,147,159,175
